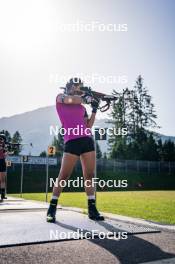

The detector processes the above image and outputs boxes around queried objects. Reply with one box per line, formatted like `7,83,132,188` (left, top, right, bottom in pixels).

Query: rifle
80,86,120,112
60,86,119,112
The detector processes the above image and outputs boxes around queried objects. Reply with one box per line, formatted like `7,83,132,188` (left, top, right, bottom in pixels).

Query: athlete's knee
84,172,94,180
0,175,5,183
58,171,71,181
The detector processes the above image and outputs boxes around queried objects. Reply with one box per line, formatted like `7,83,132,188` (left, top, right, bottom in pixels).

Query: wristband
92,107,97,113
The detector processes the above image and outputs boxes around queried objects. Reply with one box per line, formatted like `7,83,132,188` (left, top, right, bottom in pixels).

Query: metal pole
20,157,24,198
46,155,49,202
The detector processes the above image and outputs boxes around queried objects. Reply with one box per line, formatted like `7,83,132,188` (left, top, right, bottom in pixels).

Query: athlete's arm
86,100,99,128
84,109,89,127
86,113,96,128
56,94,83,104
84,109,95,128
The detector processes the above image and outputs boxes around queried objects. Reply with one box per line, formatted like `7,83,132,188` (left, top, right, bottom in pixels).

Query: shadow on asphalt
54,219,175,264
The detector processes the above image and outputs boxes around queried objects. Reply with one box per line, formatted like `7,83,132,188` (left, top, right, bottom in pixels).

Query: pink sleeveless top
56,101,92,143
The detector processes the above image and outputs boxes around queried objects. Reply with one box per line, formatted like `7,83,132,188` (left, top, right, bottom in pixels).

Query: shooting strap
84,110,88,118
99,101,111,112
61,94,66,103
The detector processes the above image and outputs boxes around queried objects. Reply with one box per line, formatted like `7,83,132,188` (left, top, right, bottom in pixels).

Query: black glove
91,99,100,113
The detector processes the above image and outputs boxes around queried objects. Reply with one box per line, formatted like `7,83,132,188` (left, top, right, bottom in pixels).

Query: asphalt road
0,231,175,264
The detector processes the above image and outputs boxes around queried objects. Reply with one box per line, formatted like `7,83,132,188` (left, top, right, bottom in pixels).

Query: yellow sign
6,160,12,167
48,146,56,156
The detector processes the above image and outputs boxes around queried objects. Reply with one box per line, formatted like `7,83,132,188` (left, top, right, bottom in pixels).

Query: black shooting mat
0,210,160,248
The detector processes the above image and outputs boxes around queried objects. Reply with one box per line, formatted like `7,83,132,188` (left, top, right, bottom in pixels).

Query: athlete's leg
0,172,6,200
80,151,96,196
0,172,6,188
47,152,79,222
53,152,79,197
80,151,104,221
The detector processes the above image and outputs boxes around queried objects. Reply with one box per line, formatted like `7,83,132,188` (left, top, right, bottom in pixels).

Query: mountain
0,105,175,156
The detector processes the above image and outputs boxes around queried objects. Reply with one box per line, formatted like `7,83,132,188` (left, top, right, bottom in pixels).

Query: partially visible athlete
47,78,104,223
0,134,8,201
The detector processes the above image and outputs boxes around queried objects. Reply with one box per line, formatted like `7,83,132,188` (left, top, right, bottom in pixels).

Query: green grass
11,191,175,225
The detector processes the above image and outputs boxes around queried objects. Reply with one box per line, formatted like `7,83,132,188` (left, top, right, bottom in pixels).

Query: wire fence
6,157,175,194
75,159,175,175
8,157,175,175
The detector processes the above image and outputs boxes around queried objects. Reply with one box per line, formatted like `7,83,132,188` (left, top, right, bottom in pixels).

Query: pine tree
108,75,159,160
12,131,22,155
108,88,131,158
162,140,175,161
132,75,158,132
157,138,163,161
141,133,159,160
0,130,11,142
40,151,47,157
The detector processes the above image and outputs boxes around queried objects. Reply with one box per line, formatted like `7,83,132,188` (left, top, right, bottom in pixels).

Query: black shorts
64,136,95,156
0,159,6,172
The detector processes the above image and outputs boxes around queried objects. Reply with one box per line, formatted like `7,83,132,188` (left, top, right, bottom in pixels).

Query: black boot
1,188,7,200
88,199,104,221
46,199,57,223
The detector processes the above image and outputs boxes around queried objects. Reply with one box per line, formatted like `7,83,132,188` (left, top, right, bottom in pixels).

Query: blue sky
0,0,175,135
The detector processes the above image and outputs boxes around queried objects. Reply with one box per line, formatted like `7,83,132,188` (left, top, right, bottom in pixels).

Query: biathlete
47,78,104,223
0,134,8,201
